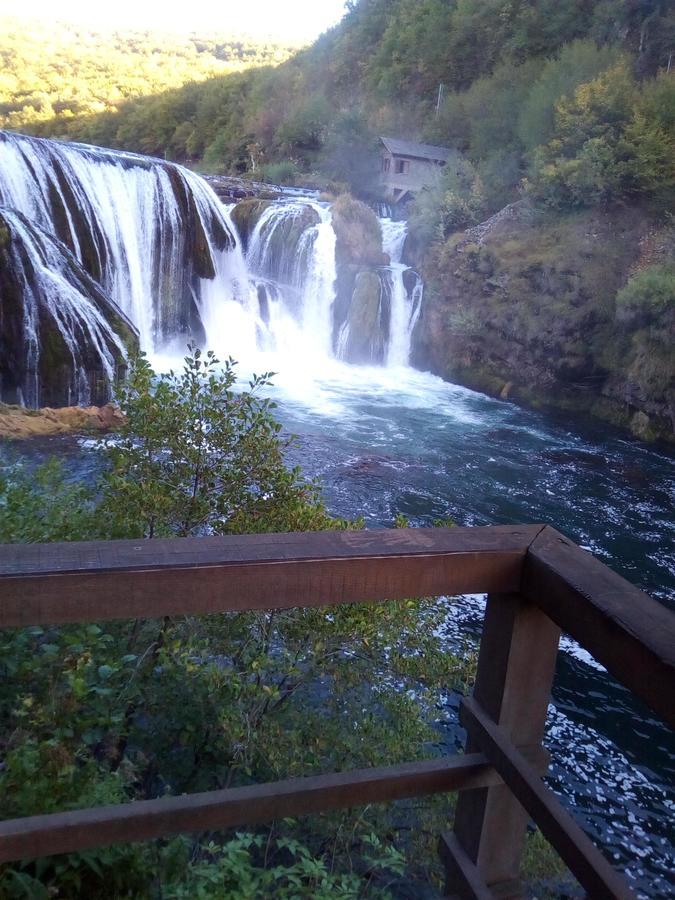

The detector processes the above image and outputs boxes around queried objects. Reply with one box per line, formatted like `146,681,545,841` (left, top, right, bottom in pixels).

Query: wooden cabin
379,136,452,204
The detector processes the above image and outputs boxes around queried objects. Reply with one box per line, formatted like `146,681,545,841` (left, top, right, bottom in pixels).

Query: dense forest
4,0,673,210
0,17,298,135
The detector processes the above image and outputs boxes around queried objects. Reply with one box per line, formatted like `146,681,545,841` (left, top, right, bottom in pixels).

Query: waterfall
0,131,247,354
380,218,423,367
0,208,134,407
0,130,426,406
298,205,337,357
240,200,422,368
248,201,312,284
243,198,337,359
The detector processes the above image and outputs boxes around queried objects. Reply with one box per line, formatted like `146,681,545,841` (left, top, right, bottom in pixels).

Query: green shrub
409,156,486,244
0,458,99,543
100,346,338,538
527,64,675,209
517,40,625,153
616,263,675,326
259,159,301,185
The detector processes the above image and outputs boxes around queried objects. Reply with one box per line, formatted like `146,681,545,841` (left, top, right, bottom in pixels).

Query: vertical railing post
440,592,561,898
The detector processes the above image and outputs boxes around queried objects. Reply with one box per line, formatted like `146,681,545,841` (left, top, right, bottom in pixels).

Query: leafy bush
527,64,675,209
516,40,625,153
0,347,463,897
409,157,487,244
259,159,301,185
616,263,675,326
164,833,405,899
100,347,337,538
0,458,99,543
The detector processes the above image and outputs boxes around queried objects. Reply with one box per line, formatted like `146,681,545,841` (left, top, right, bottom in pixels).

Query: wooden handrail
524,526,675,726
0,525,541,627
0,754,495,864
460,696,632,900
1,525,673,898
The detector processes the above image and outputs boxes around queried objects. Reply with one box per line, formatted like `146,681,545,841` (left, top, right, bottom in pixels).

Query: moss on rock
412,201,674,443
341,270,386,364
229,199,272,250
331,194,388,268
0,209,139,408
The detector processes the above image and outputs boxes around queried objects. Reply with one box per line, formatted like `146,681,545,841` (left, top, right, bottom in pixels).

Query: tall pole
435,83,444,118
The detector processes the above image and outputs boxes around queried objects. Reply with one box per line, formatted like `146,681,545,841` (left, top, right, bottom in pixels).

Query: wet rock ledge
0,403,124,439
201,174,283,202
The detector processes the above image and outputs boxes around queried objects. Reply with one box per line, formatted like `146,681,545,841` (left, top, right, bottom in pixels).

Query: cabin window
382,157,391,173
394,158,409,174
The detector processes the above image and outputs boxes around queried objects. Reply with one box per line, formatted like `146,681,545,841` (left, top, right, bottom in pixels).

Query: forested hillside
6,0,673,206
0,17,298,134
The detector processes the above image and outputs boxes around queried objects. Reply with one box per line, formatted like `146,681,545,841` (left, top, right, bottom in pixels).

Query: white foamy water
0,131,248,353
1,131,431,407
0,208,130,407
380,217,422,367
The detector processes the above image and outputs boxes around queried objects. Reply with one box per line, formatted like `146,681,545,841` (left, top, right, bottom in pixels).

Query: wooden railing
0,525,673,898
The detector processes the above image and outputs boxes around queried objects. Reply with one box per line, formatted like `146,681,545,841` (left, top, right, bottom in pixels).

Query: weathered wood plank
523,526,675,727
0,526,542,627
0,526,543,576
450,593,561,894
0,754,494,863
438,832,494,900
460,696,633,900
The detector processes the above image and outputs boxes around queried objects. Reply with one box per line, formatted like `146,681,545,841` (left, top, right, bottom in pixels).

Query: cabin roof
379,136,451,162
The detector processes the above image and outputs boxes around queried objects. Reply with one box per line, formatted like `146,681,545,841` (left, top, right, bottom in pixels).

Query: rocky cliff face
412,201,674,443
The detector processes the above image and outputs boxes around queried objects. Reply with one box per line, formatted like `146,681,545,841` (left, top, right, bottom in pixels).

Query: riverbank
411,202,674,445
0,402,123,438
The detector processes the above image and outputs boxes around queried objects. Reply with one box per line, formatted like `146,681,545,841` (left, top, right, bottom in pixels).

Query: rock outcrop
339,271,387,364
329,195,391,364
412,201,674,443
0,401,125,438
330,194,389,270
202,173,281,203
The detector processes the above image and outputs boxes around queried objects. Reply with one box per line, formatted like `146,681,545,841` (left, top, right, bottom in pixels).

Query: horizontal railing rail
0,525,673,898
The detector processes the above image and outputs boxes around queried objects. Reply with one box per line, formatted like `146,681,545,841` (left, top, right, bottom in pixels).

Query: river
241,354,675,898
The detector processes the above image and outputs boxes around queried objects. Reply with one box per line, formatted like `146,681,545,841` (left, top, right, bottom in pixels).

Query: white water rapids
380,217,423,367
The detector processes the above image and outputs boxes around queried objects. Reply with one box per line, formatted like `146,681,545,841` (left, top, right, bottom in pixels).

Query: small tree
408,156,487,246
102,346,338,538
